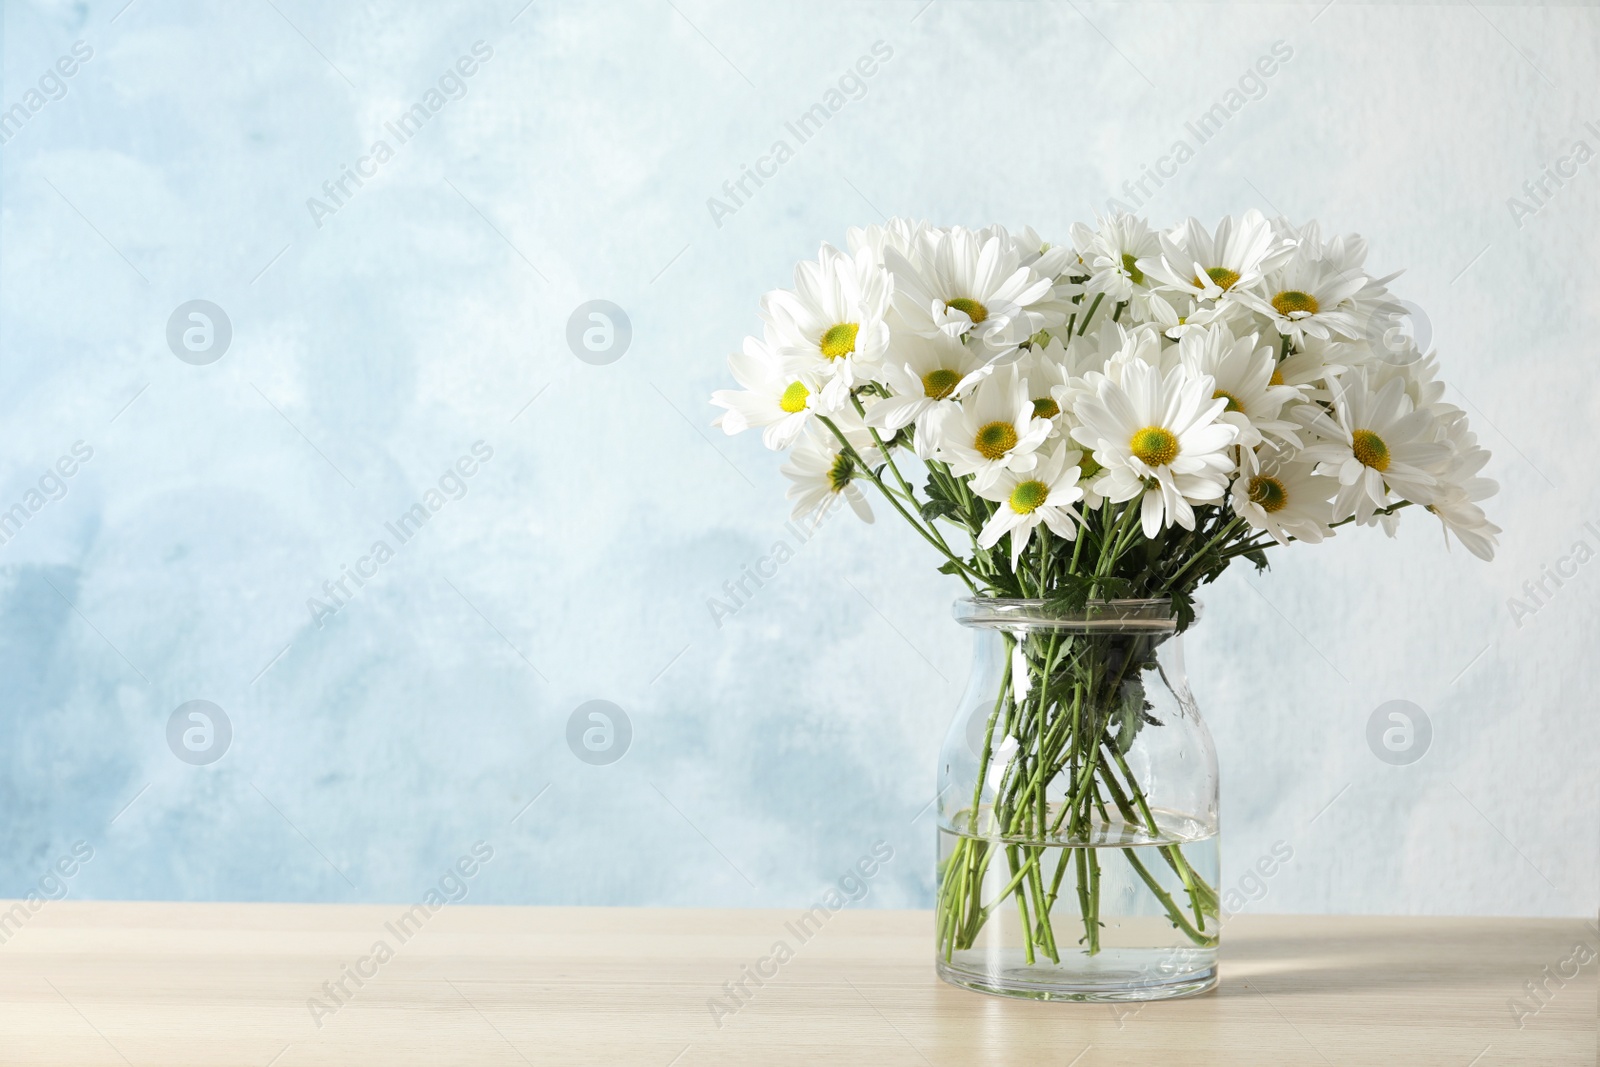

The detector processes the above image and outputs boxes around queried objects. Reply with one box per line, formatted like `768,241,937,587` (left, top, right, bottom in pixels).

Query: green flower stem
848,394,962,562
1105,745,1214,928
1092,780,1217,947
1072,844,1093,950
1162,517,1246,586
965,641,1011,834
1077,293,1106,336
1082,797,1102,953
1095,747,1218,934
1006,845,1036,964
815,415,985,589
1123,847,1217,947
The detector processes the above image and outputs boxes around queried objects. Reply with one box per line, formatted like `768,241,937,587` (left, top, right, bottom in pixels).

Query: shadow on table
1212,917,1596,998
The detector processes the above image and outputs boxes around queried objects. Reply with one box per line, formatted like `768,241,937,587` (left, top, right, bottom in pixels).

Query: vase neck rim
954,597,1187,632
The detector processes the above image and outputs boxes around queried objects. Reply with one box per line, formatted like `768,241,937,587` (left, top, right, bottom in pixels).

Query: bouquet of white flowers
711,211,1498,995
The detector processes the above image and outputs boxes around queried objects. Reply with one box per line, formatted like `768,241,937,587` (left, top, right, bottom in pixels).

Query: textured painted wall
1,0,1595,917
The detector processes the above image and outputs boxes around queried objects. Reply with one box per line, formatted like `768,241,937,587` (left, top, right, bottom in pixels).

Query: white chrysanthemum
1275,218,1385,284
990,224,1086,324
1070,325,1179,400
1229,450,1336,546
1059,318,1148,377
781,424,875,524
1273,335,1373,397
1009,338,1075,426
1141,210,1292,304
928,363,1053,491
711,333,821,450
1016,331,1128,443
1238,245,1368,343
846,217,934,265
1070,212,1161,306
1367,349,1447,414
974,444,1085,568
1178,323,1303,464
868,330,993,457
886,226,1062,352
763,243,891,408
1144,289,1259,342
1299,372,1450,523
1070,359,1240,538
1426,409,1500,561
1346,284,1421,363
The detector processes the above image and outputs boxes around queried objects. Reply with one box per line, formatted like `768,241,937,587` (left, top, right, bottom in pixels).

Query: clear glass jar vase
935,597,1220,1002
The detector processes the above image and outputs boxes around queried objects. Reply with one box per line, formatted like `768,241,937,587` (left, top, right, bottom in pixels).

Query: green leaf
1111,676,1152,754
1170,589,1197,633
920,498,960,523
1040,574,1136,616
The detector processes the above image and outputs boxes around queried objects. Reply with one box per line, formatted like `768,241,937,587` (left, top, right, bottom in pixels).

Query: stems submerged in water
935,621,1220,963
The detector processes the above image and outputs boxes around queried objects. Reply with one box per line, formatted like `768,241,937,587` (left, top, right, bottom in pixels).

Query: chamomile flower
1229,450,1335,546
1021,330,1129,430
1177,323,1304,463
1071,359,1240,538
1075,450,1108,511
869,330,994,457
781,424,875,525
846,217,934,265
1144,289,1256,342
986,224,1086,322
886,226,1062,352
1238,244,1368,343
1080,324,1177,389
1367,349,1447,413
1273,335,1372,396
1429,484,1500,560
764,243,891,408
974,445,1085,568
1299,372,1450,524
1069,211,1161,306
929,363,1053,491
1010,337,1075,426
711,333,821,450
1141,210,1292,304
1426,410,1500,561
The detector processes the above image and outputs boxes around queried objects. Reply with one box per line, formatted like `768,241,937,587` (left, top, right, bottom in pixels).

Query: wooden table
0,903,1592,1065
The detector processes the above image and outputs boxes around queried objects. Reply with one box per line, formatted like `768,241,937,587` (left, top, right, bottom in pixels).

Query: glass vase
935,597,1220,1001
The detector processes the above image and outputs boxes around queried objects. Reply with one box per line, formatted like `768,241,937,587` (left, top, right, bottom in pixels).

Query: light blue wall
2,0,1595,915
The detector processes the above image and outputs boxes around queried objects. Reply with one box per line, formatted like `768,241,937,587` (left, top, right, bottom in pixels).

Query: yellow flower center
1247,475,1287,513
945,297,988,324
1271,290,1320,317
921,368,961,400
974,421,1018,460
1032,396,1060,420
1213,389,1243,413
820,323,859,359
1008,480,1050,514
1269,366,1285,386
779,381,809,413
827,451,854,492
1121,253,1144,286
1351,429,1391,472
1129,426,1180,467
1194,266,1240,291
1079,453,1103,480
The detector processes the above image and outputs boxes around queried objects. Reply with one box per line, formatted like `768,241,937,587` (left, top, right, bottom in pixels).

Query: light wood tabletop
0,902,1592,1066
